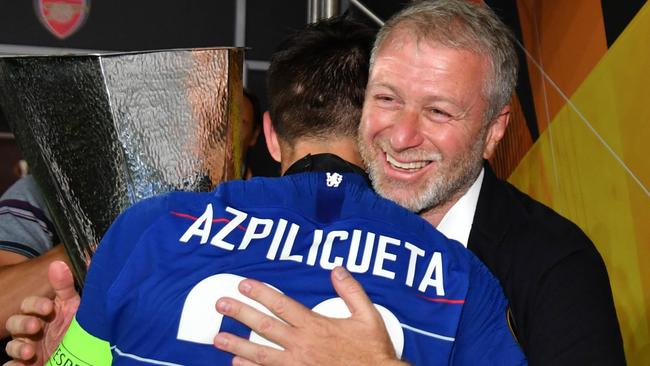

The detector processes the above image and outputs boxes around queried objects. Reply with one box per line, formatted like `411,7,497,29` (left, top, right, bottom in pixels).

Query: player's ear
482,105,510,160
263,111,281,163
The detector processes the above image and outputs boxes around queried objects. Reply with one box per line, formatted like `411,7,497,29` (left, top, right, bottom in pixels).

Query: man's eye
375,95,394,102
430,108,451,117
427,108,453,122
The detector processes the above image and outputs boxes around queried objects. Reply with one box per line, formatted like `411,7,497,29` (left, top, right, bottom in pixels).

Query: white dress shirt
436,168,484,247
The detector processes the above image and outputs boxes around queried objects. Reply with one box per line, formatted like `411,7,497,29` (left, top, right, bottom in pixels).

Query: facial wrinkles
376,46,483,127
417,128,485,210
416,39,488,119
360,40,490,213
361,126,485,213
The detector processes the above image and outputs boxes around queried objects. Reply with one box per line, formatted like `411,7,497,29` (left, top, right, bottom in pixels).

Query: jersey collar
284,153,371,186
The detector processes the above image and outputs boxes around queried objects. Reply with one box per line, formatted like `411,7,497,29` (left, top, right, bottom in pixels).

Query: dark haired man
5,17,525,366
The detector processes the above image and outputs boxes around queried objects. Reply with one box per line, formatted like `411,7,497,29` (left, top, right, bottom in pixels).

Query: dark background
0,0,644,185
0,0,408,132
0,0,407,184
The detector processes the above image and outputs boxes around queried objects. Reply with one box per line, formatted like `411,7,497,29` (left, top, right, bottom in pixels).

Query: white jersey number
176,273,404,357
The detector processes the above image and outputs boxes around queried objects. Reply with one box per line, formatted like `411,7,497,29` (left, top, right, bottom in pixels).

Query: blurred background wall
495,2,650,364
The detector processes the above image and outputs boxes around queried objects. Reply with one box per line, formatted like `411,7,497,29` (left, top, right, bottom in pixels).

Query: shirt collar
284,153,371,186
436,168,484,247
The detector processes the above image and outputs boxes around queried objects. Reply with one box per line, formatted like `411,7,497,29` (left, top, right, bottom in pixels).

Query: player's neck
280,138,364,174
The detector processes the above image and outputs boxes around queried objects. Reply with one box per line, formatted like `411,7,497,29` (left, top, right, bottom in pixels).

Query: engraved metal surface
0,48,242,284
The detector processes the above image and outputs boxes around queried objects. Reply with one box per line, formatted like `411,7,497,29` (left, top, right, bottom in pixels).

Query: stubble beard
359,134,486,214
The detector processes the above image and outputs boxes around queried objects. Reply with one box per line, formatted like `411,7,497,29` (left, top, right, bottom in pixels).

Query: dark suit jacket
467,164,626,365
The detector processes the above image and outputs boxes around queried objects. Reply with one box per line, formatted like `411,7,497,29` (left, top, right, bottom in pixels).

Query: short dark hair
267,17,375,144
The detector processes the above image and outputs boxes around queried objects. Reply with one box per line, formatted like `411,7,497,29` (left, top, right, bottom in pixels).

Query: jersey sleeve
450,254,527,366
75,195,170,340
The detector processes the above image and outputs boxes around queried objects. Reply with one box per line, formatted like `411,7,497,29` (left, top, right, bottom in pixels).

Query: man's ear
248,126,261,148
263,111,282,163
482,105,510,160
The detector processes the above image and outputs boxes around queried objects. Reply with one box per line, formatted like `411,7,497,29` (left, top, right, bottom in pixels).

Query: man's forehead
375,27,419,57
377,25,488,60
372,36,489,80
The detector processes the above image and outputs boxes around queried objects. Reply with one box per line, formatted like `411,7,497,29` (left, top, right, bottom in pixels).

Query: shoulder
474,169,596,260
103,190,213,245
116,193,172,224
0,176,48,211
213,176,288,208
472,169,607,297
117,189,227,227
0,176,56,256
93,190,217,265
1,176,38,197
501,179,593,253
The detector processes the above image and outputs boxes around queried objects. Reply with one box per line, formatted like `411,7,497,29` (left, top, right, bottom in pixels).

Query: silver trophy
0,48,243,285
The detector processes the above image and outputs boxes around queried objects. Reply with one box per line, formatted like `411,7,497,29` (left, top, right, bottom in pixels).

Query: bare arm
0,245,70,338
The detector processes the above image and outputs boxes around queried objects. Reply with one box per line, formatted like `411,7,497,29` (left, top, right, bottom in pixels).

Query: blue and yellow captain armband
46,316,112,366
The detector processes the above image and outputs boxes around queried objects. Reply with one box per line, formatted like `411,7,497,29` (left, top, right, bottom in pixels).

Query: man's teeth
386,154,429,170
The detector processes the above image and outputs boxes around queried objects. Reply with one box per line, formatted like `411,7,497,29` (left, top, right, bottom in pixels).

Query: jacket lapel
467,162,512,256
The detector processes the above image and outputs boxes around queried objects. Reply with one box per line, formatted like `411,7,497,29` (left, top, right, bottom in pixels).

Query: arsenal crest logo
34,0,90,39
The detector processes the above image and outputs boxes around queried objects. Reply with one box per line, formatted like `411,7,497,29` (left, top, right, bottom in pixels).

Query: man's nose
389,108,424,151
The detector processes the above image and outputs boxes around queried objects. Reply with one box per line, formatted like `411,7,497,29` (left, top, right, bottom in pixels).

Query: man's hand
213,266,409,366
4,261,79,366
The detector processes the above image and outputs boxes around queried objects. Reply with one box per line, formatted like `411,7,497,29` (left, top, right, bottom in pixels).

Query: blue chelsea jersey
75,172,526,365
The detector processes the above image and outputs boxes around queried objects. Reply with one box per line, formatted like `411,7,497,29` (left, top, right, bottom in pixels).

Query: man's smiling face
359,30,495,216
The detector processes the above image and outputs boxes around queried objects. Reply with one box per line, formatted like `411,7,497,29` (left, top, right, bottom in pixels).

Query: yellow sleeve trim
46,316,112,366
